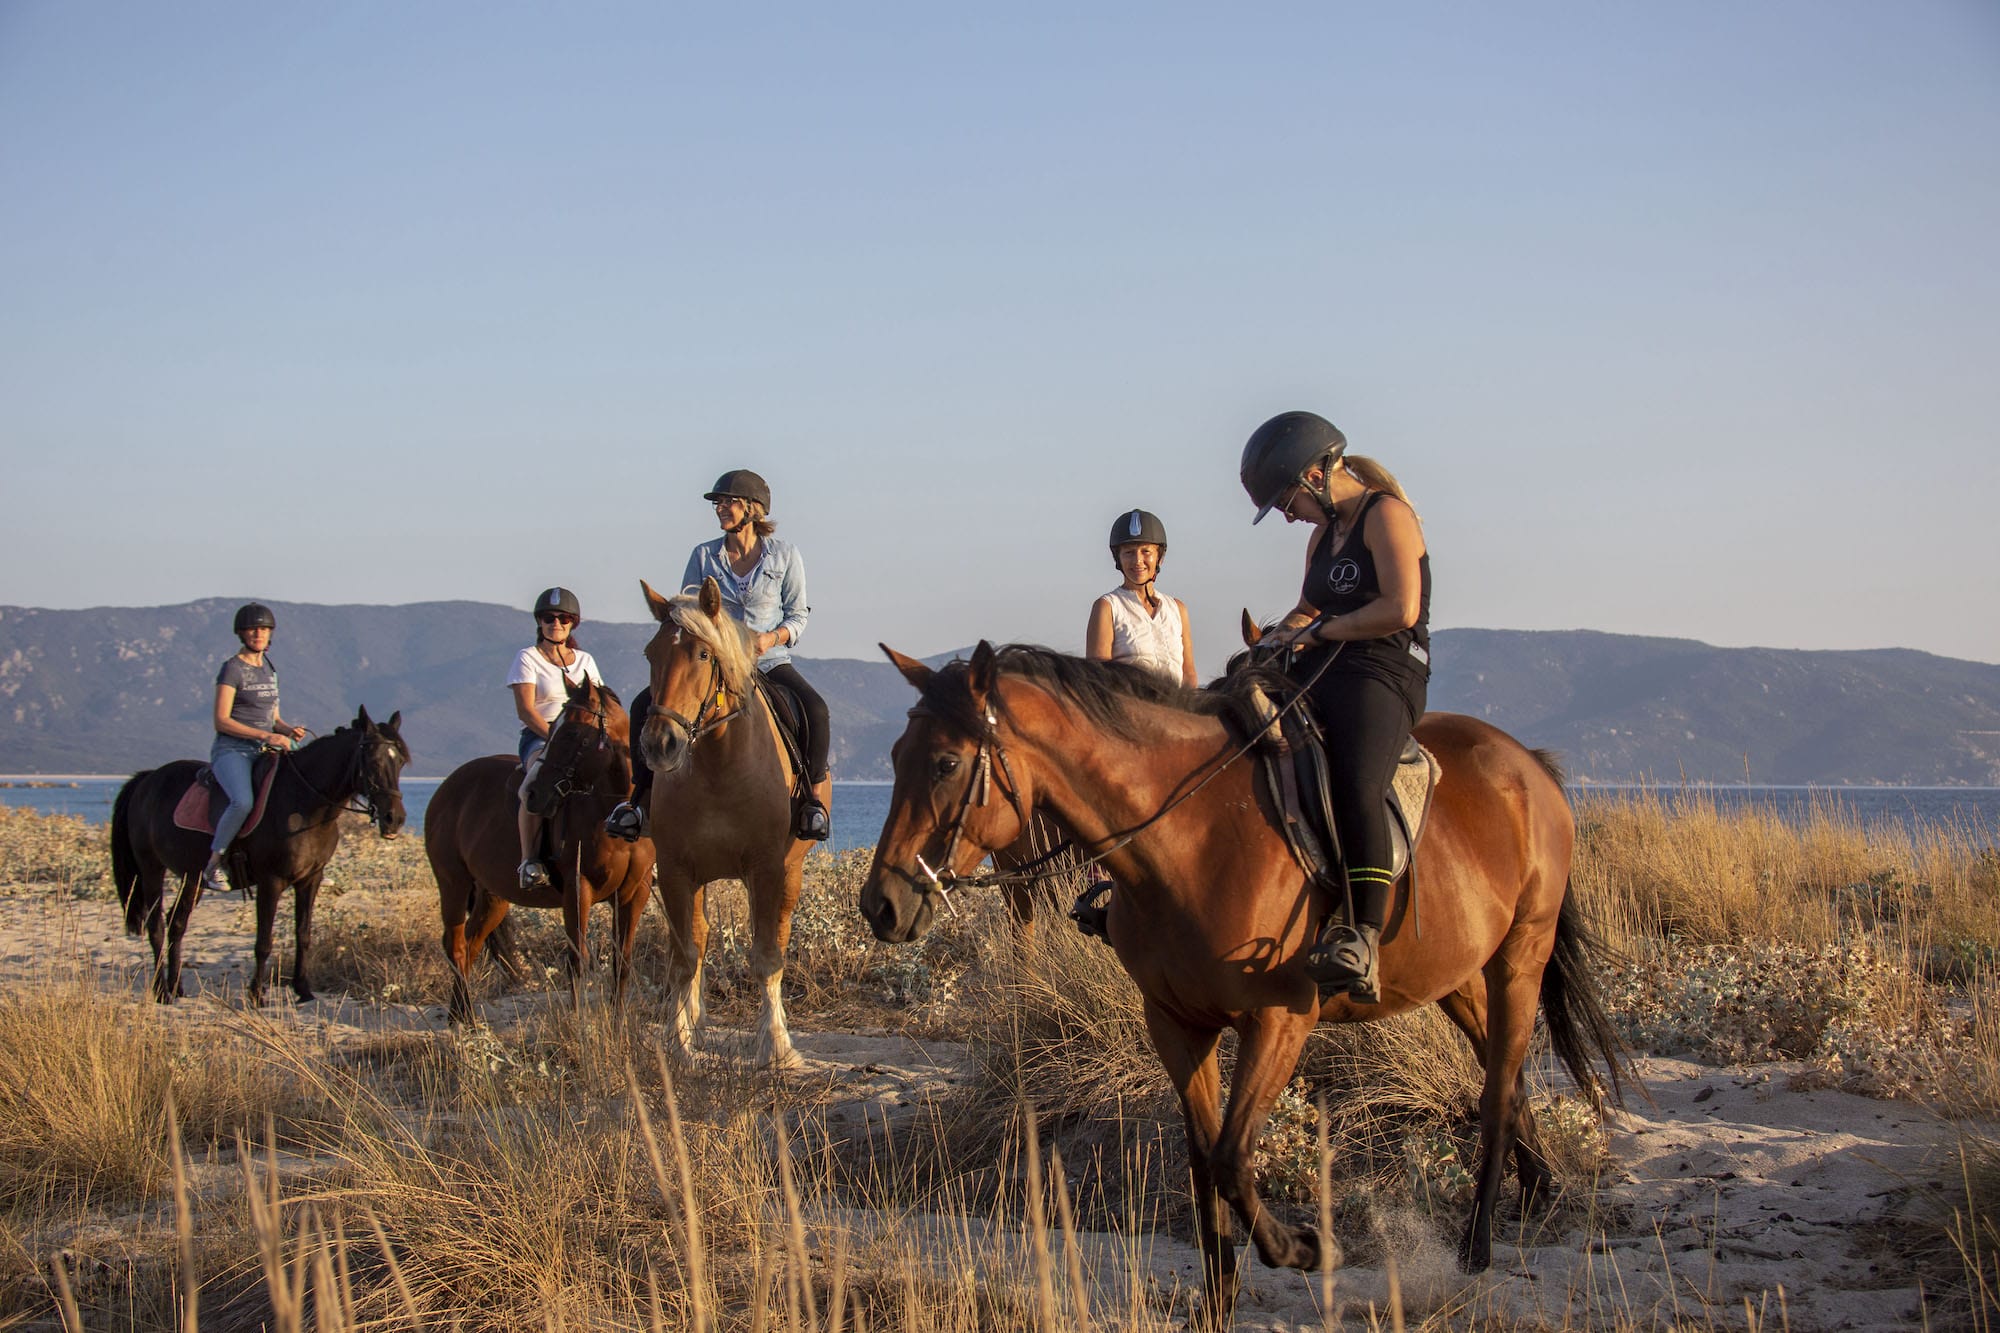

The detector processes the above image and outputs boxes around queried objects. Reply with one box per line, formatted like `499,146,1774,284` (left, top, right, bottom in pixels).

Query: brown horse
111,709,410,1005
859,642,1626,1326
637,576,829,1069
427,676,656,1022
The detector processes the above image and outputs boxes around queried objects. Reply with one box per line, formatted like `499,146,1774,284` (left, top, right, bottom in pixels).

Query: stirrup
604,802,646,842
794,796,830,842
518,859,551,890
1305,923,1381,1004
1069,879,1115,941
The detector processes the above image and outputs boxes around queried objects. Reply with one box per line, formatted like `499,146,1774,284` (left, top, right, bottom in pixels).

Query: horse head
860,641,1032,943
350,705,410,838
638,576,756,776
524,676,631,809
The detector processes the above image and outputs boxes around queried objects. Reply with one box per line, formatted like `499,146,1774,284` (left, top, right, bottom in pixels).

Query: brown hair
1341,454,1420,523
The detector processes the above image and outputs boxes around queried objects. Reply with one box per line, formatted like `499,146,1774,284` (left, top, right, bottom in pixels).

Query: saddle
755,673,817,806
1243,684,1442,937
172,753,282,839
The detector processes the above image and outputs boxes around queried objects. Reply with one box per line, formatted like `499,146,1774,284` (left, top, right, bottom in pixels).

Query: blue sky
3,2,1996,673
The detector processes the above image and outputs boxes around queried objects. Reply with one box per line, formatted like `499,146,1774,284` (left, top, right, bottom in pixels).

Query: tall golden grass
0,787,1996,1327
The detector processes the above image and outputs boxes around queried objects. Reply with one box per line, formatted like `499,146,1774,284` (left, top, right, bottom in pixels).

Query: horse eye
934,753,961,779
699,648,711,661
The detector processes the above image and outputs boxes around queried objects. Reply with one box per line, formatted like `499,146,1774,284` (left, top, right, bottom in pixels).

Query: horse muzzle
375,804,406,839
641,715,690,775
859,862,934,943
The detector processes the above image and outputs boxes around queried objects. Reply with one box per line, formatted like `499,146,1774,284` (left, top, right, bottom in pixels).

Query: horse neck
290,731,361,807
998,678,1232,857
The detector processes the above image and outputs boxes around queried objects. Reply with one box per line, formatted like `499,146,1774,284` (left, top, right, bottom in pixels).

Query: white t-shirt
506,646,605,726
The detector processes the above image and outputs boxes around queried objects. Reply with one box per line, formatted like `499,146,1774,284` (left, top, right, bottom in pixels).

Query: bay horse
110,708,409,1005
426,676,656,1022
859,642,1626,1326
637,576,830,1069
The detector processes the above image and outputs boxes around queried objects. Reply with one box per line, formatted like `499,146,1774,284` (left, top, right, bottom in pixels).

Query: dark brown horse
111,709,410,1005
427,676,656,1022
637,577,829,1069
859,642,1625,1327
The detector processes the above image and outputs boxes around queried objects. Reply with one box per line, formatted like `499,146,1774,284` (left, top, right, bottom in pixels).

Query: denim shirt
681,536,809,671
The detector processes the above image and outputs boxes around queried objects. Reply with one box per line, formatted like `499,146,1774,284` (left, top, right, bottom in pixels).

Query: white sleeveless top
1102,585,1187,683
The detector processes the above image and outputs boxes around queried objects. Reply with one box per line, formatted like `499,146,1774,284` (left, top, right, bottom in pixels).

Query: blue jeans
518,728,546,765
209,735,262,854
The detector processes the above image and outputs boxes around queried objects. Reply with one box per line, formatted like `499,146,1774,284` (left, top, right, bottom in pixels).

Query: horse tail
1540,884,1629,1111
1529,747,1566,788
111,772,153,936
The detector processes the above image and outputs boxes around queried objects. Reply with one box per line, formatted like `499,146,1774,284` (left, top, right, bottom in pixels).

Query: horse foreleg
656,869,707,1060
610,879,648,1019
248,876,281,1006
1437,983,1554,1214
1214,1007,1326,1275
745,861,802,1071
157,873,204,1003
1143,1001,1237,1328
1461,953,1545,1272
291,871,323,1003
562,877,589,1015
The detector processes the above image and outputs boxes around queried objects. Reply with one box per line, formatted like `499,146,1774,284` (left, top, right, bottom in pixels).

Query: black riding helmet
232,602,275,633
703,469,772,511
1108,509,1168,565
1241,411,1348,524
533,587,582,621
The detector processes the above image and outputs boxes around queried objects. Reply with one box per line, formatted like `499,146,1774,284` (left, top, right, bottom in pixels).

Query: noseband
539,693,619,804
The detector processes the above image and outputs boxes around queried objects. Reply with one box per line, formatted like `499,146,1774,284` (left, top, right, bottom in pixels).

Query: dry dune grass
2,789,1999,1327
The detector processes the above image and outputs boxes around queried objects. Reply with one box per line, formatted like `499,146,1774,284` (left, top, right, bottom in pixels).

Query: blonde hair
666,592,758,694
746,501,777,539
1340,454,1420,523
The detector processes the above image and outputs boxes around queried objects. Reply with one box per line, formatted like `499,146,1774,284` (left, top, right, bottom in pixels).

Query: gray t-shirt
217,656,280,732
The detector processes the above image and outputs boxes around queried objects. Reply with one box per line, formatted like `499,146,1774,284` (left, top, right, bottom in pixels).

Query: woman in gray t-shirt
200,602,307,891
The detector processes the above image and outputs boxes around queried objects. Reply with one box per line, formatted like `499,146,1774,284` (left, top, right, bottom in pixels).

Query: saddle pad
172,755,280,838
1390,743,1442,860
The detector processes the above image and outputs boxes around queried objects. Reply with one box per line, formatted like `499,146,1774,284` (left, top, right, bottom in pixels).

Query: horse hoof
293,986,317,1004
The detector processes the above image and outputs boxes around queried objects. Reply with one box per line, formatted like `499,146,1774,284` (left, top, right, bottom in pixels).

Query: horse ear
882,645,933,691
700,576,723,620
387,710,401,731
357,704,373,729
641,579,673,624
968,640,998,698
1241,610,1262,647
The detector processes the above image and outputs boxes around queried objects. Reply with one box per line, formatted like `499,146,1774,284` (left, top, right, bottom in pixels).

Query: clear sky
4,2,1996,674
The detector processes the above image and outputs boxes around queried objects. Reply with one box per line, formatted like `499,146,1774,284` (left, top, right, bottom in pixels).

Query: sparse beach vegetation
0,792,1996,1328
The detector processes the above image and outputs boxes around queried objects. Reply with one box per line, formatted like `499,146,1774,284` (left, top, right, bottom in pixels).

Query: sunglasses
537,612,577,625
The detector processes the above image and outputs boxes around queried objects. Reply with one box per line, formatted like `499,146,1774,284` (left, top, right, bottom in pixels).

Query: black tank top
1302,491,1431,676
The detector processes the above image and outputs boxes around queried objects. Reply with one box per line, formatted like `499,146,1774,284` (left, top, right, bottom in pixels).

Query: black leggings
626,664,830,807
1302,655,1426,931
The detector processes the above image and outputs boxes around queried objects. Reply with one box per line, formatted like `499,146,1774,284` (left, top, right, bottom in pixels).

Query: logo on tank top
1327,559,1361,596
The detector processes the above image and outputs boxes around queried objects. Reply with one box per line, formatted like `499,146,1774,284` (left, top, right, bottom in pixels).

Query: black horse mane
918,643,1298,743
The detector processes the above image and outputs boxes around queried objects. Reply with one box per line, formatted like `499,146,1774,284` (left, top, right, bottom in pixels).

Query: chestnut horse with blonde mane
637,576,831,1069
860,642,1625,1328
427,676,656,1021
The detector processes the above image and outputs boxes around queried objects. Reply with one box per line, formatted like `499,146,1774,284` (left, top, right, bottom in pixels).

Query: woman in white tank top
1085,509,1198,687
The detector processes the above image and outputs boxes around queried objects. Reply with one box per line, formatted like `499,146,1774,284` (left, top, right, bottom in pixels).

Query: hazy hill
3,601,1997,784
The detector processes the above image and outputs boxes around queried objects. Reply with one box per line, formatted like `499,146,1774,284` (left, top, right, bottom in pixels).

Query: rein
281,729,401,822
907,642,1345,910
539,692,623,805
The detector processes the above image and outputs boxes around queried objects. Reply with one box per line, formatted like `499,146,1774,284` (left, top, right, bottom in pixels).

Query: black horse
110,708,410,1004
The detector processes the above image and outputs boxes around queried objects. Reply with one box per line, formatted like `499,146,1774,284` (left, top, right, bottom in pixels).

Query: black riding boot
606,689,653,842
1304,874,1391,1003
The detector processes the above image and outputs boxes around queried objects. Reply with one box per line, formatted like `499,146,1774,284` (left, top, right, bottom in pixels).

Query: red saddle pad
172,754,281,838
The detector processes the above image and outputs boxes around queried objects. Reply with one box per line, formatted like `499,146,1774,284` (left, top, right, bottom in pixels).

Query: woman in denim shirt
608,469,831,842
199,602,307,891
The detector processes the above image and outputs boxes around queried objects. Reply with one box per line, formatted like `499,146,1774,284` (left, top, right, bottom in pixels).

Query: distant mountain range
3,600,1998,785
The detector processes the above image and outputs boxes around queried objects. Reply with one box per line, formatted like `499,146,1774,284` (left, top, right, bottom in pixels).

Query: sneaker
604,802,646,842
199,861,228,893
518,859,552,890
1304,922,1381,1003
794,796,830,842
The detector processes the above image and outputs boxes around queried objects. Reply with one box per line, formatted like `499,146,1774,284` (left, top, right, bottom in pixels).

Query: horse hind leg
656,869,708,1061
156,872,204,1003
1437,984,1555,1213
1142,1001,1240,1328
1459,956,1545,1273
745,863,802,1071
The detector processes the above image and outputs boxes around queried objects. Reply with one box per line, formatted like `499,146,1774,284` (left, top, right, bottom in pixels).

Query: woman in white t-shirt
509,586,605,889
1085,509,1198,687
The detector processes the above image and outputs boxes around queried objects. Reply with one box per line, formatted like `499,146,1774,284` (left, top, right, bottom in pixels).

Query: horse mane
666,593,758,694
919,644,1262,742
